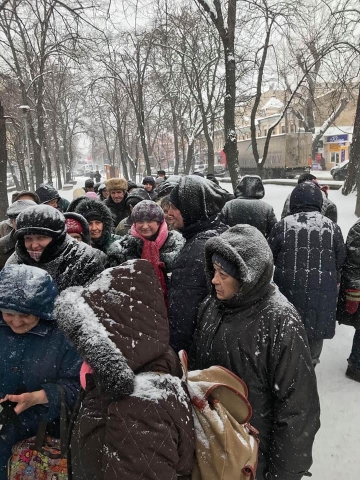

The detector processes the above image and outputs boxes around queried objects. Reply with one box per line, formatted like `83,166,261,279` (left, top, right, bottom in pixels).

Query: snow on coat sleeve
268,312,320,480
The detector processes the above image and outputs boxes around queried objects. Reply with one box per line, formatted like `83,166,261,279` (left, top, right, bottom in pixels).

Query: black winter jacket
337,219,360,328
104,194,128,226
6,234,105,291
168,176,230,353
0,230,16,270
220,176,277,237
190,225,320,480
269,211,346,340
168,218,227,353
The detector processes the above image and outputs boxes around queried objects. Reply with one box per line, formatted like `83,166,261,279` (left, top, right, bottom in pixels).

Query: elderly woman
0,264,81,480
6,204,105,291
107,200,184,302
74,198,119,253
190,225,320,480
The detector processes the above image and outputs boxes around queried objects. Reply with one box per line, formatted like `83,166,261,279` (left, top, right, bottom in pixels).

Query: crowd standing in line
0,170,357,480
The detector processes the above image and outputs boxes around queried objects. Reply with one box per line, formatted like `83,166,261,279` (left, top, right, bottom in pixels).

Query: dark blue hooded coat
0,265,81,480
268,182,346,340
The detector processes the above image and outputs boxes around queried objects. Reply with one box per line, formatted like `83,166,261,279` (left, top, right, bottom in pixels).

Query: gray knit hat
7,200,37,219
131,200,164,224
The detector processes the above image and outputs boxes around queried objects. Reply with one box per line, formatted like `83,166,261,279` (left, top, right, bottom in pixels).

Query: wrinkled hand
0,390,48,414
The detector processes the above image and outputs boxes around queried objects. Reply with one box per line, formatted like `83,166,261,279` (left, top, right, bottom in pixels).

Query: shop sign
329,143,341,152
326,134,348,143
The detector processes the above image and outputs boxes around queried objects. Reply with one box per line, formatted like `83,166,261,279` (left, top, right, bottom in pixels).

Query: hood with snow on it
235,175,265,199
169,175,229,228
54,259,169,399
290,181,323,215
205,224,273,307
0,264,58,321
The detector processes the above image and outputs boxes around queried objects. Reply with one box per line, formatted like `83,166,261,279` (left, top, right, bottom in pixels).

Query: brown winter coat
55,259,194,480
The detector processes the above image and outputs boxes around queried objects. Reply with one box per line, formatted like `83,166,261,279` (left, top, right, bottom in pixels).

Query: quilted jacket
55,260,194,480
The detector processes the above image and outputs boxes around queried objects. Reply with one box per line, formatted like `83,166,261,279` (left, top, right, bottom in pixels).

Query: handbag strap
34,384,69,456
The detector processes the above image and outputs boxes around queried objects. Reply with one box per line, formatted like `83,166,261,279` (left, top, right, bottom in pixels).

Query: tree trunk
343,87,360,197
185,140,195,174
223,42,239,191
171,103,180,175
0,101,9,219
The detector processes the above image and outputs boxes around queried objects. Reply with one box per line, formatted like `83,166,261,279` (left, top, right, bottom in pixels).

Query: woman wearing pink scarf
107,200,185,303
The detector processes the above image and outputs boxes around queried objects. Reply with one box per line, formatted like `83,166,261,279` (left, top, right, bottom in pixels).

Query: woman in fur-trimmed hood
190,225,320,480
74,198,119,253
54,259,194,480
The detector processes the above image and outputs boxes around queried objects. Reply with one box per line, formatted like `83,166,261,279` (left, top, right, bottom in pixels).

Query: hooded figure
268,182,346,365
115,188,151,236
0,265,81,479
64,212,91,244
220,175,277,237
167,175,228,352
281,174,338,222
6,205,105,291
54,260,194,480
74,198,118,253
190,225,320,480
142,176,157,200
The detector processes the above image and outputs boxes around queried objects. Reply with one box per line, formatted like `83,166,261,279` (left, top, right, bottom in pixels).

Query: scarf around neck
130,221,169,303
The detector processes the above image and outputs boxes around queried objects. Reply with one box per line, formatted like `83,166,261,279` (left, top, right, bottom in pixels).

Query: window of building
281,125,286,134
290,124,296,133
263,128,267,136
331,152,340,164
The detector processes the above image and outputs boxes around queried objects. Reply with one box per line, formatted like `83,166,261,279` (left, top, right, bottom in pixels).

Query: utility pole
0,101,9,219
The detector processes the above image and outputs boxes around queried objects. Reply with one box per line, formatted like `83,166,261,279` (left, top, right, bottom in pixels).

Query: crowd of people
0,169,358,480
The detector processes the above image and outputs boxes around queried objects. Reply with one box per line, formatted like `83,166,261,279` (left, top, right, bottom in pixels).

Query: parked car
331,160,349,180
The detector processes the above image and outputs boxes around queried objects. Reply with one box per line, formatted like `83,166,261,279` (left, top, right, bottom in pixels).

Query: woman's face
211,264,240,300
1,311,40,334
134,220,160,238
24,235,52,252
89,220,103,239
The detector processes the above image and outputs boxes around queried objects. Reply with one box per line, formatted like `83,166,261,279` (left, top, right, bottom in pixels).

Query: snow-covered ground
10,178,360,479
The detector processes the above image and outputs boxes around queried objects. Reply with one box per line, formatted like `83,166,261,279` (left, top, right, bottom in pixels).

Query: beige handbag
179,351,259,480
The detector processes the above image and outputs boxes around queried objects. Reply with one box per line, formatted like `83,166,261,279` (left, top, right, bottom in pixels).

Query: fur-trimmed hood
205,224,273,307
64,212,91,245
54,259,170,399
74,198,114,251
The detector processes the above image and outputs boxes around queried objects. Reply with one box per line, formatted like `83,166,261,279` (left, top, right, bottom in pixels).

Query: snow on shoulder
131,372,189,409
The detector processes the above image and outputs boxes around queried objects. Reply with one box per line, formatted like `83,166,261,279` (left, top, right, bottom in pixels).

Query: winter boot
345,363,360,383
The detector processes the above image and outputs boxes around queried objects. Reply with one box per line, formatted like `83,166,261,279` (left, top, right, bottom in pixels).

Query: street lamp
18,105,34,191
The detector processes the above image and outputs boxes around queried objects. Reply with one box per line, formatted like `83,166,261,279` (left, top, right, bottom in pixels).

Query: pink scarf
131,221,169,304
